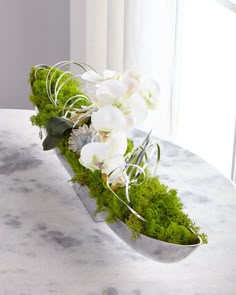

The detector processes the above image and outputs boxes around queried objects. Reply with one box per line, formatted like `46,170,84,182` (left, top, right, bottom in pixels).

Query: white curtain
173,0,236,178
70,0,177,138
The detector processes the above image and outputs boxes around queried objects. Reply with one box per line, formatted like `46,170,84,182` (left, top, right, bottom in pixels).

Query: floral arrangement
29,61,207,245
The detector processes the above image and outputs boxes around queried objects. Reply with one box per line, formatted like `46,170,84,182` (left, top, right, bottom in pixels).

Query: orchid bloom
81,70,120,105
79,131,127,185
139,76,160,109
91,105,133,133
123,70,160,109
81,70,120,84
81,68,160,133
90,79,148,132
75,68,160,186
95,79,125,107
79,142,110,171
102,155,126,185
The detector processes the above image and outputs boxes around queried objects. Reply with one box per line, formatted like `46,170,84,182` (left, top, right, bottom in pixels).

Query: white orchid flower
102,155,126,185
139,77,160,109
79,67,160,186
122,76,140,98
95,79,126,106
103,131,127,185
81,70,103,83
79,130,127,185
81,70,120,84
81,71,122,105
80,130,127,167
79,142,110,171
103,70,120,80
82,68,160,134
126,93,148,125
91,105,129,132
91,78,148,131
123,70,140,81
105,130,127,155
123,70,160,109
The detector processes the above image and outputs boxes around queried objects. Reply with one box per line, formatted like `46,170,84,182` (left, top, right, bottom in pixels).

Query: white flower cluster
78,69,160,186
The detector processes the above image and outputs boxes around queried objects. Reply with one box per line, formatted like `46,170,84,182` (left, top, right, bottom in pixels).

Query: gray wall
0,0,70,109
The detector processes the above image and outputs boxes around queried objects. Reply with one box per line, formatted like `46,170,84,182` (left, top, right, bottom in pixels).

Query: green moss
29,66,207,245
56,134,207,245
29,66,90,127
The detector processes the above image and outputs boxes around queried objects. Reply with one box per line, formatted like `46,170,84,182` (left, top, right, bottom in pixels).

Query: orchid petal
81,70,103,83
79,130,128,186
125,114,136,130
102,154,125,175
123,70,140,81
91,105,127,132
139,77,160,109
123,77,140,98
103,70,120,80
103,155,126,185
127,93,148,124
95,80,126,106
79,142,109,171
106,130,127,155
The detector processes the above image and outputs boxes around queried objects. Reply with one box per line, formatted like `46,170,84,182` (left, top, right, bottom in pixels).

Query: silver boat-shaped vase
55,149,202,263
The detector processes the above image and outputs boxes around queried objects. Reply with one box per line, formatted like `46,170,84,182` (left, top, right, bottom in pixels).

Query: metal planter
55,149,202,263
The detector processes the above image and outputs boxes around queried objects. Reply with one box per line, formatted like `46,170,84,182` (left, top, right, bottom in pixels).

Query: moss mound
29,66,207,245
29,66,89,127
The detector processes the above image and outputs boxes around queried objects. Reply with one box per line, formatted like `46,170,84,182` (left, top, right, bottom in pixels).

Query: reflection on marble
0,109,236,295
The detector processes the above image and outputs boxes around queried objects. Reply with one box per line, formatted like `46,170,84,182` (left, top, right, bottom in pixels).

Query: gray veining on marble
0,109,236,295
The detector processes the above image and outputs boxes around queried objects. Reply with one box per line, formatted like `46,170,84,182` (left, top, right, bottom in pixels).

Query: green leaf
46,117,73,137
42,117,74,150
43,134,62,151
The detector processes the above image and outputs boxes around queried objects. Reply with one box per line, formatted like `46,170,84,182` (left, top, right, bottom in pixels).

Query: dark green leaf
46,117,73,137
43,134,62,151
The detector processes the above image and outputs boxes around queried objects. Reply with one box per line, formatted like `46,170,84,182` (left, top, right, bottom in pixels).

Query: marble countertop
0,109,236,295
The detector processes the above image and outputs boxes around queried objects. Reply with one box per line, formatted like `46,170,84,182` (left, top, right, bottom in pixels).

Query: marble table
0,109,236,295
